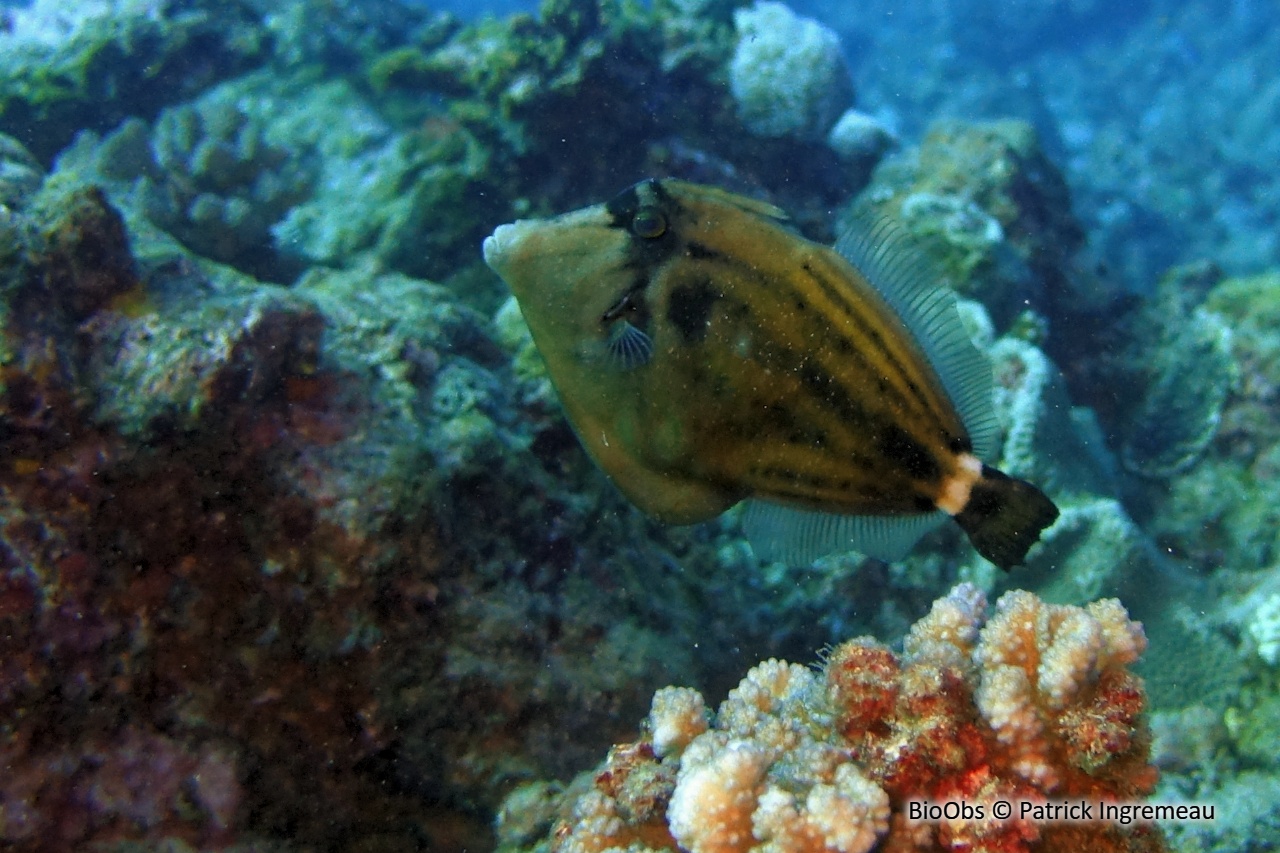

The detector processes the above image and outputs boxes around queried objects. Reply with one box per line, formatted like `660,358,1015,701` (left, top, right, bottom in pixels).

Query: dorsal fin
835,217,999,460
663,179,791,224
742,500,947,565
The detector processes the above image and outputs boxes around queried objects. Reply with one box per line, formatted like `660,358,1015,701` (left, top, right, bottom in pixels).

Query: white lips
482,223,521,266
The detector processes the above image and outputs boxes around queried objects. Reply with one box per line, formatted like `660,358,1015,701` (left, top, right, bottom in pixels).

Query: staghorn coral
530,584,1165,853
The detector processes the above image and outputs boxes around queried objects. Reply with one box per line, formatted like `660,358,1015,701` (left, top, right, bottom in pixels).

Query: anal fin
742,500,946,565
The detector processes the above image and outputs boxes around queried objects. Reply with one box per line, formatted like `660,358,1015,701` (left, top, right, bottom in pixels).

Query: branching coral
540,584,1165,853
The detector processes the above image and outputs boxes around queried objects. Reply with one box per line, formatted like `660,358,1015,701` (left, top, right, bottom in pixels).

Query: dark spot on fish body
800,264,936,416
726,299,752,321
878,424,941,482
705,371,734,400
667,279,721,344
948,436,973,454
759,402,799,432
794,359,871,431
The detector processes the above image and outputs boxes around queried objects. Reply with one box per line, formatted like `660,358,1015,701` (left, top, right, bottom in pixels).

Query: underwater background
0,0,1277,850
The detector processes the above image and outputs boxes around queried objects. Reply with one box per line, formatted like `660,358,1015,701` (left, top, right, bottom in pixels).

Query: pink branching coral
545,584,1165,853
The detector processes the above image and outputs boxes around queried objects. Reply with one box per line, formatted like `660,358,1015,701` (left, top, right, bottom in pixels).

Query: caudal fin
953,465,1059,570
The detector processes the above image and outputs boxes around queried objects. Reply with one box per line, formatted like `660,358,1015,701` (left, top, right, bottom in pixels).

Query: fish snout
482,222,522,269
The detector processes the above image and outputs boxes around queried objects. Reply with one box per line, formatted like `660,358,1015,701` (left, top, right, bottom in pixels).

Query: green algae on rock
0,0,268,164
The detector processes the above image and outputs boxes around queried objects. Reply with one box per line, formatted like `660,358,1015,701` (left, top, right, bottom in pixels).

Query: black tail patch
954,465,1060,570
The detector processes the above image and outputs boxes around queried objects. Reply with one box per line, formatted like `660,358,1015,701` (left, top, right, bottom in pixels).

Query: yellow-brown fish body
483,179,1059,568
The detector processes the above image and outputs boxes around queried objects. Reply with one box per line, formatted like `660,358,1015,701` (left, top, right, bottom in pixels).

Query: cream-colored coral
1087,598,1147,666
1247,591,1280,666
751,764,889,853
974,589,1147,789
541,585,1154,853
662,655,888,853
976,663,1057,788
903,581,987,673
668,733,889,853
649,686,709,759
668,739,770,853
557,788,629,853
1038,609,1103,709
716,660,820,756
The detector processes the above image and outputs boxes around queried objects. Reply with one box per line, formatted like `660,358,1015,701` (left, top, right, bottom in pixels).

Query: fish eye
631,207,667,239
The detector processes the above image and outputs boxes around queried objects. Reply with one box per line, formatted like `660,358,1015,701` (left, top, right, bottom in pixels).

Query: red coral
827,640,901,743
821,596,1163,853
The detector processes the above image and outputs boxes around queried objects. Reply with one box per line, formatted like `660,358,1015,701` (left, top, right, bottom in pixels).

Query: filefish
482,179,1059,569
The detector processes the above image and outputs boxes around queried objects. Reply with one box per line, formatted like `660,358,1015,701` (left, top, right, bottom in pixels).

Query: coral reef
0,0,268,163
140,95,315,282
0,136,46,211
511,584,1165,853
856,119,1087,328
4,0,1278,850
366,0,855,242
1,113,835,851
729,1,853,141
808,0,1280,285
1124,268,1280,575
52,81,316,284
271,84,505,286
1058,263,1240,485
262,0,456,71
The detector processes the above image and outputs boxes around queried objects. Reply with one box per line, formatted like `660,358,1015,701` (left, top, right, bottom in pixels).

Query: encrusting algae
483,179,1059,569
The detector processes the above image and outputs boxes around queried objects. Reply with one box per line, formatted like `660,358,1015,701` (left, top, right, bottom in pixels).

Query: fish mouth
482,222,523,269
